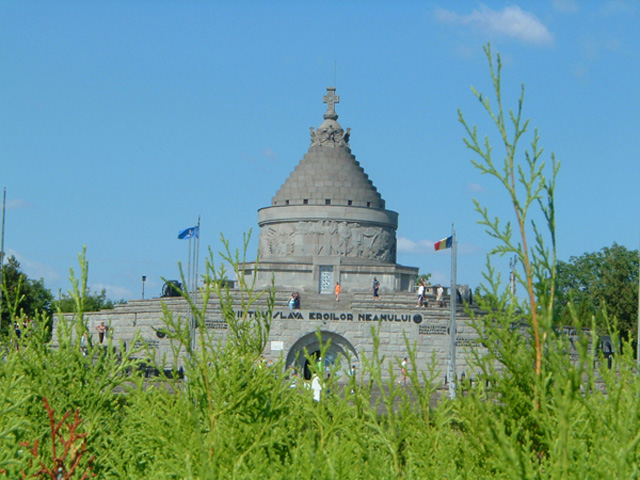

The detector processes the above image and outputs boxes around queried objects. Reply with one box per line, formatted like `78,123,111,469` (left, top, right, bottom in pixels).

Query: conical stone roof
256,87,399,267
271,87,385,209
249,87,418,293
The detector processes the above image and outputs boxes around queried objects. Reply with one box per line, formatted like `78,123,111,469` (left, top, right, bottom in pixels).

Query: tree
459,44,558,378
53,288,124,313
0,255,54,335
555,243,639,337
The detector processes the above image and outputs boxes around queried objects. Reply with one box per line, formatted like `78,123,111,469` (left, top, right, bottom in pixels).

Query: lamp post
142,275,146,299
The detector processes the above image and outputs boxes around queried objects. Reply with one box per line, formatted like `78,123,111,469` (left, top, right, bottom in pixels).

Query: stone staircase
272,289,464,313
118,286,468,318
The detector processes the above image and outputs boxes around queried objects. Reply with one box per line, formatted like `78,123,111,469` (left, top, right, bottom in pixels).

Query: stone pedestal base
242,257,418,294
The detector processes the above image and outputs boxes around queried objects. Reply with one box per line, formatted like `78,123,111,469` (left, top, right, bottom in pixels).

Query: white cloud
435,5,554,46
573,37,622,79
601,0,637,16
397,236,435,254
468,182,487,193
4,248,60,284
582,37,621,62
6,198,31,210
261,148,278,161
552,0,579,13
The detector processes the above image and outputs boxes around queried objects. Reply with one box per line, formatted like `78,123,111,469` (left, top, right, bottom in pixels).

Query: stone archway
286,330,358,380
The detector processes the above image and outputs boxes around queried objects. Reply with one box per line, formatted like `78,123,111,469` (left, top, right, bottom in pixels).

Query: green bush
1,45,639,478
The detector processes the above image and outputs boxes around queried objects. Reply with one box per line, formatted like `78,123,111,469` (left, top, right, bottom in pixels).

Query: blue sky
1,1,638,301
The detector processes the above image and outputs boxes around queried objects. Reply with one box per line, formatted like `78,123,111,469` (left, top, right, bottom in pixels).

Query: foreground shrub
1,45,639,479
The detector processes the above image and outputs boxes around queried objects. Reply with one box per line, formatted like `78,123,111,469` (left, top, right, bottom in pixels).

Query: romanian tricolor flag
434,236,453,251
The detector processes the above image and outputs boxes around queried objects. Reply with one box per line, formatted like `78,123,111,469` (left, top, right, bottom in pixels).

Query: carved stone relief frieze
259,220,396,262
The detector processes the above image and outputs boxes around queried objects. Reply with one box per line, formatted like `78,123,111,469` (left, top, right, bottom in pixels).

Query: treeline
0,255,123,336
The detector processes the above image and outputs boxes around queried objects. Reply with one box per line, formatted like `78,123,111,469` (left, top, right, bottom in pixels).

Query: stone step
103,287,461,316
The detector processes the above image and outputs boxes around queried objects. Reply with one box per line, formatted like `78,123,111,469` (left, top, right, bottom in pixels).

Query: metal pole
448,224,458,399
0,187,5,334
187,235,192,293
189,218,200,357
194,216,200,294
636,232,639,369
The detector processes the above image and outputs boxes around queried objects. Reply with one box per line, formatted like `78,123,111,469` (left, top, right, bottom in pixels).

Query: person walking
400,357,408,384
335,282,341,302
96,321,107,345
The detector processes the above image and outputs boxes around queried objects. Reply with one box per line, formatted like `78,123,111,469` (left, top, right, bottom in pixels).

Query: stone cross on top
323,87,339,120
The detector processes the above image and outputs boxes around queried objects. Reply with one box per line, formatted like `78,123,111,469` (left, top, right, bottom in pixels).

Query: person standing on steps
289,292,296,310
372,277,381,301
293,292,301,309
422,279,429,308
436,284,444,308
417,281,425,307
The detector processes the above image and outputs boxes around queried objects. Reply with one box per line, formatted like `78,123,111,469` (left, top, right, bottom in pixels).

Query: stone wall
53,291,588,385
54,292,486,383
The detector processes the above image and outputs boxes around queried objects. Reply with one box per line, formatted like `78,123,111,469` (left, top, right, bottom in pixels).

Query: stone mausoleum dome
245,87,417,294
271,87,385,211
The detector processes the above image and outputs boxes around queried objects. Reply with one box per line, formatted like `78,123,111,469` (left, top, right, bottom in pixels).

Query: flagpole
636,229,639,369
190,232,194,293
189,222,197,356
194,215,200,294
178,224,199,360
187,235,192,293
448,224,458,399
0,187,5,335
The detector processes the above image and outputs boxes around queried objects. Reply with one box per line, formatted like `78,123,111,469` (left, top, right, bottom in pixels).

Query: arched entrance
285,330,358,380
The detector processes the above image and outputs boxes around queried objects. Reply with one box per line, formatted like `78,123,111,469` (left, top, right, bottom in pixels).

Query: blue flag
178,225,199,240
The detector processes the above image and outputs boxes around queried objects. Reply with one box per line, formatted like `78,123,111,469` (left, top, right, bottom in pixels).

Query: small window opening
285,200,289,205
367,202,371,207
348,200,353,206
325,199,331,205
303,199,309,205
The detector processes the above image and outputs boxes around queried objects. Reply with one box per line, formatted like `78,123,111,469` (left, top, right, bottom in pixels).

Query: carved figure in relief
338,222,352,255
263,224,295,257
342,128,351,146
310,124,351,147
327,221,340,255
352,226,364,257
282,225,295,256
295,221,310,256
259,227,276,257
261,220,393,261
361,227,380,258
380,230,393,261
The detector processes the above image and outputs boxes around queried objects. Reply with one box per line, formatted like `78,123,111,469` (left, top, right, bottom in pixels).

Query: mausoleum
244,87,418,294
55,88,500,385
